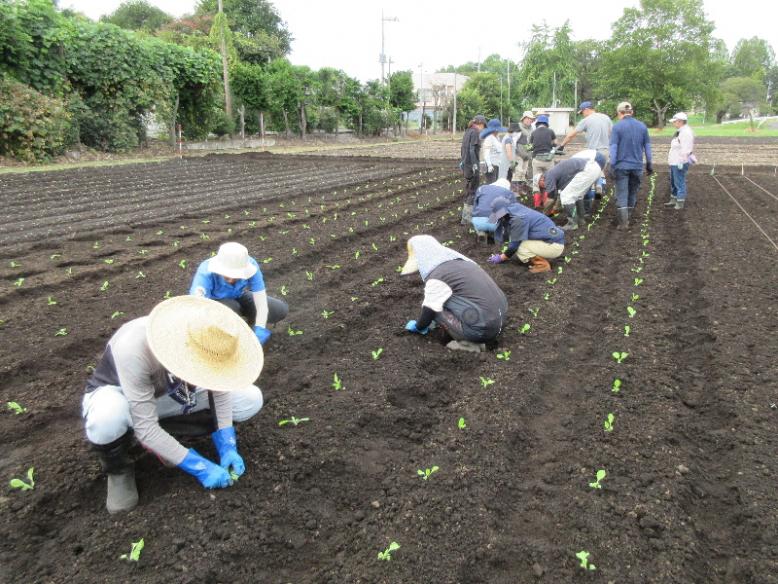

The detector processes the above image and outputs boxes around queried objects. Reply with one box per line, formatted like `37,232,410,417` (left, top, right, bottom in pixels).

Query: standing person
538,152,607,231
460,115,487,225
480,118,507,184
665,112,695,210
190,242,288,345
500,122,521,181
486,197,565,273
401,235,508,352
558,101,612,168
529,114,557,177
513,111,536,190
81,296,265,513
609,101,653,229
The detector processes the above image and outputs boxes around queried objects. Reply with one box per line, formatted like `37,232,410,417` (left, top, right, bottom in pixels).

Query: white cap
669,112,688,122
617,101,633,113
521,110,536,120
208,242,257,280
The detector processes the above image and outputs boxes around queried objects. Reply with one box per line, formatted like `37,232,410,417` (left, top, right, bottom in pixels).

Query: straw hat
208,242,258,280
146,296,263,391
400,240,419,275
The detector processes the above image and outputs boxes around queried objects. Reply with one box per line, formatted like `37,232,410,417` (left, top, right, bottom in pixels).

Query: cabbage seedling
546,278,557,285
325,264,341,270
111,311,125,320
371,277,384,287
624,325,631,337
104,258,114,265
306,271,314,281
588,469,606,489
612,351,628,364
557,266,563,275
119,538,144,562
519,323,531,335
278,416,309,427
50,254,62,260
280,285,289,296
627,306,637,318
631,293,640,302
479,376,495,389
9,467,34,491
543,292,550,301
417,466,439,480
13,278,24,288
6,401,27,415
331,373,343,391
576,550,596,571
287,325,303,336
163,290,172,299
321,309,334,319
55,327,68,336
9,260,20,268
496,350,511,361
354,250,361,259
603,413,615,432
634,277,643,286
178,259,187,269
528,307,539,317
47,297,57,306
371,348,383,360
611,378,622,393
261,257,273,264
457,417,467,429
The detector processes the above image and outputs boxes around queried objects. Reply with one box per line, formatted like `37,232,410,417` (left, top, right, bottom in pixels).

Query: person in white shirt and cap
665,112,695,210
401,235,508,353
81,296,265,513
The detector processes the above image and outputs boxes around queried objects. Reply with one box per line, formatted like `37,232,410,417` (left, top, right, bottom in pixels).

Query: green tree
101,0,172,33
389,70,415,113
597,0,722,127
516,23,577,111
265,58,301,136
460,72,501,119
719,76,767,120
730,37,775,82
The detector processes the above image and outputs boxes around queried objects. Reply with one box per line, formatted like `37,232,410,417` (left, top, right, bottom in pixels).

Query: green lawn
650,115,778,137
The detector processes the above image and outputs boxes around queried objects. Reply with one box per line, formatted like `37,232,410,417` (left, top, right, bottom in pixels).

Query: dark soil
0,155,776,584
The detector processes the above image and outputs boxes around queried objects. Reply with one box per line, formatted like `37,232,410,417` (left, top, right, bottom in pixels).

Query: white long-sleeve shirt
668,125,694,166
482,134,502,169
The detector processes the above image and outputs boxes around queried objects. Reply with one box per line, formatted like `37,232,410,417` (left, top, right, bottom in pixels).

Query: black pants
464,170,480,205
216,289,288,326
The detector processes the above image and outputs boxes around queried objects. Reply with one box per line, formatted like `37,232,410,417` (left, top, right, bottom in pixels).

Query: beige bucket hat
147,296,263,391
400,240,419,275
208,242,258,280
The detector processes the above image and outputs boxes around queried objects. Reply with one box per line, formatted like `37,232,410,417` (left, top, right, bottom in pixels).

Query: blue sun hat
479,118,507,139
535,114,550,126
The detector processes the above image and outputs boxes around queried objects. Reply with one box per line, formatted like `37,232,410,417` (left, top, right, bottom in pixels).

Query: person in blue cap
480,118,507,184
610,101,653,229
471,178,517,241
190,242,288,345
486,197,565,273
529,114,557,176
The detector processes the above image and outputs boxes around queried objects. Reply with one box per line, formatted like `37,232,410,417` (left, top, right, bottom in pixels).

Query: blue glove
488,253,505,265
405,320,429,335
212,426,245,477
253,325,271,345
177,448,233,489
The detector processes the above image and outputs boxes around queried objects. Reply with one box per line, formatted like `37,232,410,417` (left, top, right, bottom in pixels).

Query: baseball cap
669,112,688,122
617,101,633,114
578,101,593,113
521,110,536,120
473,115,487,124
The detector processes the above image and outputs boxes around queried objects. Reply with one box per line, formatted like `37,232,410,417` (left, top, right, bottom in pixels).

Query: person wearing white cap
81,296,265,513
401,235,508,352
190,242,288,346
665,112,695,210
512,111,536,189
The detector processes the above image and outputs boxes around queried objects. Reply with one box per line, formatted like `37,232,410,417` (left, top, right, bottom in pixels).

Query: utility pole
477,46,481,72
217,0,232,118
499,76,503,121
418,64,424,132
506,61,511,124
452,72,457,138
380,10,398,84
552,71,557,108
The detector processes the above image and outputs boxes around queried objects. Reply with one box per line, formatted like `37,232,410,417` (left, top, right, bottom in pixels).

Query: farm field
0,152,777,583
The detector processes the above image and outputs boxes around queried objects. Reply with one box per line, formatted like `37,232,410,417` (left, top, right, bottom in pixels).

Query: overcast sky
60,0,778,82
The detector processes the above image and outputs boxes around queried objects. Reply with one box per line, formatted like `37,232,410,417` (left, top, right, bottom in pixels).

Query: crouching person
401,235,508,353
190,242,288,346
82,296,264,513
471,178,517,241
541,151,606,231
487,197,565,273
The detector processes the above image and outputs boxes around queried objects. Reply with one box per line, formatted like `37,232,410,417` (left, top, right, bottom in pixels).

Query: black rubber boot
575,199,587,227
92,431,139,514
616,207,630,230
560,204,578,231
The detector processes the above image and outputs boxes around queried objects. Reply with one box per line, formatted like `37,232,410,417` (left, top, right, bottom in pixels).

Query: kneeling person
82,296,265,513
190,242,288,345
402,235,508,352
471,178,517,237
487,197,565,273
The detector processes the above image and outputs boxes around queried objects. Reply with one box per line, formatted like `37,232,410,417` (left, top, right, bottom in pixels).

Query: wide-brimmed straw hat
147,296,263,391
208,242,258,280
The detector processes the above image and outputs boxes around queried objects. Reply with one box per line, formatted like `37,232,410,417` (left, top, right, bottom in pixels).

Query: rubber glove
645,161,654,175
471,163,479,174
212,426,245,478
488,253,506,265
405,320,429,335
555,144,565,153
486,164,494,173
177,449,233,489
253,325,271,345
676,162,684,170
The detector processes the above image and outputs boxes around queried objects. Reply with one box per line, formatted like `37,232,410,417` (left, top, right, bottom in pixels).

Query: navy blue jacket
496,203,565,258
610,116,652,170
473,185,517,218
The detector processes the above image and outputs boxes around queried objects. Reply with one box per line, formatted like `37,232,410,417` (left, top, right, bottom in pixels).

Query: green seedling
100,280,110,292
612,351,628,364
287,325,303,336
588,469,607,489
576,550,596,571
325,264,341,270
371,242,379,251
55,327,68,336
163,290,172,299
50,254,62,260
627,306,637,318
519,323,531,335
92,241,101,249
280,285,289,296
458,417,467,429
634,277,643,286
371,348,383,360
557,265,563,275
546,278,557,286
631,265,643,273
331,373,343,391
370,277,384,287
172,240,181,248
201,219,210,224
261,257,273,264
612,378,622,393
631,293,640,302
135,271,146,279
354,250,361,259
7,401,27,415
564,256,572,264
309,238,315,246
528,307,539,318
138,249,149,256
306,271,314,281
291,248,299,256
47,296,57,306
248,221,257,228
543,292,550,301
321,309,334,319
111,311,125,320
229,470,240,481
624,325,631,337
278,416,310,427
66,267,73,276
119,538,144,562
395,265,403,273
496,350,511,361
417,466,439,481
479,376,495,389
9,467,35,491
156,230,164,235
13,277,24,288
603,413,615,432
103,258,114,265
9,260,20,268
178,259,187,270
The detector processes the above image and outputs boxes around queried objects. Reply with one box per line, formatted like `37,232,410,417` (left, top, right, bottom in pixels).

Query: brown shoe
528,256,551,273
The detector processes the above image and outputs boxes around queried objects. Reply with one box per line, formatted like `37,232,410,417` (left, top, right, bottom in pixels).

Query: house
408,72,470,129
